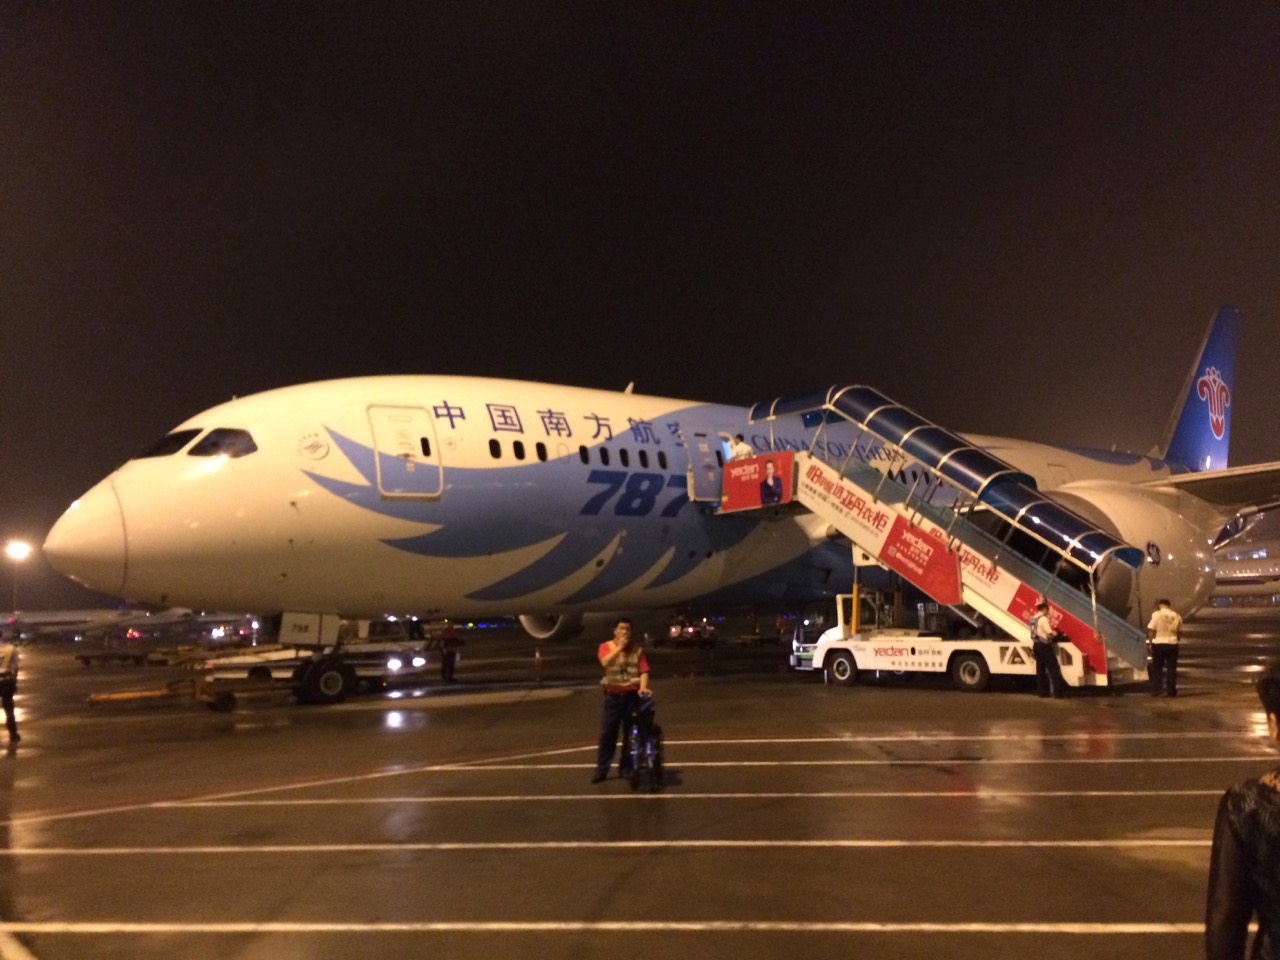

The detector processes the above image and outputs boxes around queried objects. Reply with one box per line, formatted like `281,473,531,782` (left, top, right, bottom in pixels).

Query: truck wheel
828,651,857,686
207,691,237,712
299,659,356,705
950,653,990,692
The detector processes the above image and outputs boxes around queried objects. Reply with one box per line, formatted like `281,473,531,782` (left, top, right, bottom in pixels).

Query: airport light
5,541,31,611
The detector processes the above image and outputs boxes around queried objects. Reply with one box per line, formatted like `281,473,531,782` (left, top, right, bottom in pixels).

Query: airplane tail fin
1158,304,1238,472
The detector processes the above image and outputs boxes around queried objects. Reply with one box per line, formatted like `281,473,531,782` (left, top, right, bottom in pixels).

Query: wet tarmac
0,614,1277,959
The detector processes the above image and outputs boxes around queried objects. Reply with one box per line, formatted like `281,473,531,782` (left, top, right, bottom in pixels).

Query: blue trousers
595,690,639,775
1033,643,1062,697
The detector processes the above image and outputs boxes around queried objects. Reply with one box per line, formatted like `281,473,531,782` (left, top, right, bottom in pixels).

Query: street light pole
4,542,31,612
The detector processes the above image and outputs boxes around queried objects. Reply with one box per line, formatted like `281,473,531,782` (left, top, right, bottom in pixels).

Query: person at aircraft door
1205,657,1280,958
1146,597,1182,697
729,434,754,460
592,618,650,783
0,634,20,743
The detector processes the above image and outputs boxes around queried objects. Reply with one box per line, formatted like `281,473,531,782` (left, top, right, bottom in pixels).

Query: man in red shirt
592,618,650,783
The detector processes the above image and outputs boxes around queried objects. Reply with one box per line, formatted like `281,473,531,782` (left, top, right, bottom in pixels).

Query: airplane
1210,538,1280,596
4,608,135,640
3,606,255,641
41,305,1280,655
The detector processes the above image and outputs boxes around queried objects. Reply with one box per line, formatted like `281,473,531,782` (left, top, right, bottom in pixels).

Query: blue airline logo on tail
1162,305,1238,472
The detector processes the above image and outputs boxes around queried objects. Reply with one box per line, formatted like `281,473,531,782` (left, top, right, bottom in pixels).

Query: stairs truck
790,593,1079,692
734,385,1149,690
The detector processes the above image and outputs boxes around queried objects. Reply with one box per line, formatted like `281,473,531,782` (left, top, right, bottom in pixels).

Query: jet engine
517,613,585,642
1047,480,1222,619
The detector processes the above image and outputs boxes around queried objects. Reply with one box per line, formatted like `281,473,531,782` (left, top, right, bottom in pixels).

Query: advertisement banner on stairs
720,452,794,512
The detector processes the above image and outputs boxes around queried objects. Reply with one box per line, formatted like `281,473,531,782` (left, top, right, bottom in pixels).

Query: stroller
625,693,664,792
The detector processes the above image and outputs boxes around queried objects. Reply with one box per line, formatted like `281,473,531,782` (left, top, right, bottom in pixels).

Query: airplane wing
1140,461,1280,514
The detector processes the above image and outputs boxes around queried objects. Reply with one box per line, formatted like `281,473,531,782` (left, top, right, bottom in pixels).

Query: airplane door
367,405,443,498
681,427,729,502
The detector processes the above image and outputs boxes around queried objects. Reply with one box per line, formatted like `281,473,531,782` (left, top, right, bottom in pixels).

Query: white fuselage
43,376,1229,621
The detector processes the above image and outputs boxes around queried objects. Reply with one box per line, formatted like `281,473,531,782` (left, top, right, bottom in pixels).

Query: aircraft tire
828,651,857,686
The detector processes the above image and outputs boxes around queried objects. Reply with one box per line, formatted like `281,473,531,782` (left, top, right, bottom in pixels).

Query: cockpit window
133,428,203,459
187,428,258,458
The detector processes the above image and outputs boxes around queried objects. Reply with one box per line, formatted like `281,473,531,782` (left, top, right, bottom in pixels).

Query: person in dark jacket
1206,657,1280,958
0,635,18,744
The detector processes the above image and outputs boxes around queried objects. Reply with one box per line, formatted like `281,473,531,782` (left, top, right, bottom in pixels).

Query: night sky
4,4,1279,608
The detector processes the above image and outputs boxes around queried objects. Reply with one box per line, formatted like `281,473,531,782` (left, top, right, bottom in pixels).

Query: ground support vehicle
205,642,431,705
660,618,718,648
87,673,261,712
86,615,438,709
74,650,151,667
75,644,219,668
790,594,1085,692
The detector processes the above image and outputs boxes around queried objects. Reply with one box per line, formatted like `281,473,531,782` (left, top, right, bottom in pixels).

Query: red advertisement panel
880,516,963,605
720,452,794,512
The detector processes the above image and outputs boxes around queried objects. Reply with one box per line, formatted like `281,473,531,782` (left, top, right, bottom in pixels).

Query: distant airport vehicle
661,617,718,648
42,306,1280,698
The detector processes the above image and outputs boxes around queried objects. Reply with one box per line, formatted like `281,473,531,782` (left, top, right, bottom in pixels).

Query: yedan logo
1197,366,1231,440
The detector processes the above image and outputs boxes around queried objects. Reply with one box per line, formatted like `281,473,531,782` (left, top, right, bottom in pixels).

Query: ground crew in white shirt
729,434,754,461
1146,598,1183,698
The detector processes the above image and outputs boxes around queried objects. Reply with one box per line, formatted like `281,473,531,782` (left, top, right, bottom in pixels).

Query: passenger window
600,448,611,466
579,446,589,464
133,428,202,459
620,449,630,468
489,439,501,459
513,440,526,461
187,428,258,458
658,451,668,470
420,438,431,457
536,442,547,462
639,450,649,468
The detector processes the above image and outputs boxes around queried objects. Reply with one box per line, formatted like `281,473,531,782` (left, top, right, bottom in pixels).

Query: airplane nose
43,479,127,596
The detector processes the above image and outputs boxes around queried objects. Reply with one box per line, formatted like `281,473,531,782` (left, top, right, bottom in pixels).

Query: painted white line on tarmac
158,788,1224,807
0,920,1212,934
0,930,39,960
0,838,1212,855
2,734,1258,828
434,756,1273,769
658,731,1258,745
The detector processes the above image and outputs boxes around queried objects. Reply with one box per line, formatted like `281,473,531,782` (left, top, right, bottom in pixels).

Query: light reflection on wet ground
0,615,1273,960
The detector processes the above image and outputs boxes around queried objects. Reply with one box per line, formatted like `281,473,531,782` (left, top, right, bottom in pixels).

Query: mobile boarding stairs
730,386,1149,688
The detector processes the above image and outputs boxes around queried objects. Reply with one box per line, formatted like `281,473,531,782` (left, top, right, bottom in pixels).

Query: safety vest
602,647,644,689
